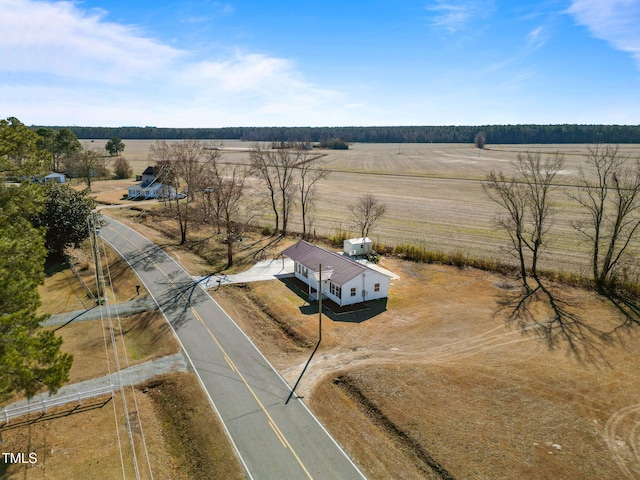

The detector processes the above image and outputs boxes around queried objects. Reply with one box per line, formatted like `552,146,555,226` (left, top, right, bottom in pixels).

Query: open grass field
88,140,640,277
2,247,244,479
76,142,640,478
212,255,640,479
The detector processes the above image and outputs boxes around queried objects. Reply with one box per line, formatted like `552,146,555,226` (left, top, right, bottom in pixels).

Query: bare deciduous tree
350,194,387,239
484,151,563,289
484,171,530,289
206,151,249,268
570,144,640,292
66,147,109,190
250,143,304,236
487,152,609,361
113,156,132,179
298,156,328,239
149,140,205,245
517,151,564,281
199,145,224,234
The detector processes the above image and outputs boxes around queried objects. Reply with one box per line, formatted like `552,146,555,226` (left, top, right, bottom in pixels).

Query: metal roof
281,240,380,285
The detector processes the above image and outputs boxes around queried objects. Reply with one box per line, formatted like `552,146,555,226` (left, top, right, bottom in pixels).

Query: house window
330,282,341,298
350,287,356,297
302,266,308,278
374,283,380,292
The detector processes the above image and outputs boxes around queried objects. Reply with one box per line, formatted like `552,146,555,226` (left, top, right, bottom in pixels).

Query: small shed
42,172,66,183
344,237,373,257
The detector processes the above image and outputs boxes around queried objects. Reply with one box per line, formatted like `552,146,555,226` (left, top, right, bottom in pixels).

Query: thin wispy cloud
427,0,496,33
568,0,640,66
526,26,547,50
1,0,182,84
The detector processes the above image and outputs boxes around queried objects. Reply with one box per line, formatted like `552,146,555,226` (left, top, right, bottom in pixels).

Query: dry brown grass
103,206,295,276
0,373,244,480
212,257,640,480
2,244,244,479
38,244,148,315
77,141,640,478
52,311,178,385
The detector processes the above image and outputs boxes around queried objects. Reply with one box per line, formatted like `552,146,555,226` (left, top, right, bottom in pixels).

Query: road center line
109,227,313,479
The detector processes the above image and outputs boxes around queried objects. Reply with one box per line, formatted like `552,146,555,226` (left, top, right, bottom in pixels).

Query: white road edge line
103,221,255,480
105,216,367,479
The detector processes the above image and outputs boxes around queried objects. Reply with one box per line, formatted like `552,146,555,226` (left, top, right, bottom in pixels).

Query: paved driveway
193,258,295,288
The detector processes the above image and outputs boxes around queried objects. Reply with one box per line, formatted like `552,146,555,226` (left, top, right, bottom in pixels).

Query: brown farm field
212,256,640,480
89,140,640,276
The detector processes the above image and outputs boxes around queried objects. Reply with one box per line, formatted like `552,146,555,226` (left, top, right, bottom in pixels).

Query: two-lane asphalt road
102,217,366,480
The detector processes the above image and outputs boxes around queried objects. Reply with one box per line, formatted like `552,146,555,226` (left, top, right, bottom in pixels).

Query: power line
88,214,127,479
100,231,154,480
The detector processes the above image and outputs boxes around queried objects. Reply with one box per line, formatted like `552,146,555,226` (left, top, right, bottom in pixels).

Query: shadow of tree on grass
602,288,640,334
498,280,612,364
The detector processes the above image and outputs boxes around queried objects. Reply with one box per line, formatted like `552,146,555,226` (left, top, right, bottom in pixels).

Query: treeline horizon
31,124,640,144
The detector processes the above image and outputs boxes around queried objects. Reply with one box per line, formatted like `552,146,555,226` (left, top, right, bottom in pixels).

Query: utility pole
286,264,332,404
89,211,102,304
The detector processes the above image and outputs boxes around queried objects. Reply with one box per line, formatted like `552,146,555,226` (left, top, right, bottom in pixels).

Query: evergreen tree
0,183,72,404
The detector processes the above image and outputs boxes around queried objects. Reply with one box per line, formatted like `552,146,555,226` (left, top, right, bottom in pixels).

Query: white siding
343,238,373,256
336,270,389,306
291,259,389,307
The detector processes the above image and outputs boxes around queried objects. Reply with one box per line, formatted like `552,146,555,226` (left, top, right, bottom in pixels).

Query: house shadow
279,277,387,323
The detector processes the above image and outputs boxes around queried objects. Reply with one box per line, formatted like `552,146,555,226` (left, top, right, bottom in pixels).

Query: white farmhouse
128,166,175,199
281,240,390,307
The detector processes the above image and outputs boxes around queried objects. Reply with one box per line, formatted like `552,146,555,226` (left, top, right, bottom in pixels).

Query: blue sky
2,0,640,127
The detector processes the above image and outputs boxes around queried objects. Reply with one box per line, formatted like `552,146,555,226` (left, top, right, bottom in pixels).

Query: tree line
30,124,640,144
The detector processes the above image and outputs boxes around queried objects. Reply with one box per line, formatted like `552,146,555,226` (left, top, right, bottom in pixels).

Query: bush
113,156,132,179
319,138,349,149
261,225,273,236
329,230,350,246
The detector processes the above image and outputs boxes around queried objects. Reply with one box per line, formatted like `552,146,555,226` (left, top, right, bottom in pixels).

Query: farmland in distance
90,140,640,275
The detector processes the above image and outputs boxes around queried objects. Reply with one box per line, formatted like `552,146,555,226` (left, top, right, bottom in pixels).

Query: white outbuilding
42,172,66,183
282,240,390,307
344,237,373,257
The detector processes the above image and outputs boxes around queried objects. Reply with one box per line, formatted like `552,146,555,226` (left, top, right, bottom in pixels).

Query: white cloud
568,0,640,66
0,0,345,127
0,0,182,84
526,26,546,50
427,0,495,33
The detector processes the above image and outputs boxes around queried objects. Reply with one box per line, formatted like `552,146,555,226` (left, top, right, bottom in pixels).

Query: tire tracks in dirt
286,324,542,399
604,403,640,479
